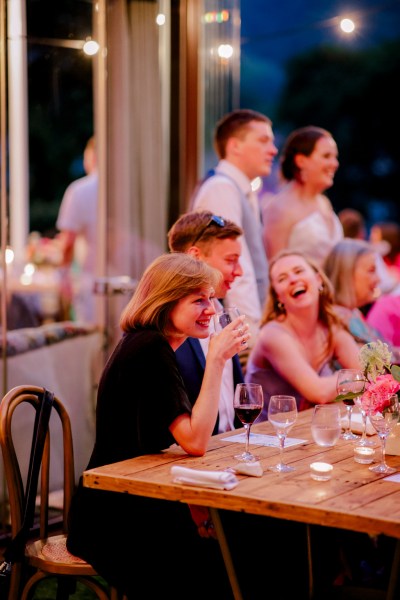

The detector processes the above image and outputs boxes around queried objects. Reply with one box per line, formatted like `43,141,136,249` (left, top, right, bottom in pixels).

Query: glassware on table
311,404,341,447
368,394,399,474
336,369,364,441
353,395,376,448
267,395,298,472
233,383,263,462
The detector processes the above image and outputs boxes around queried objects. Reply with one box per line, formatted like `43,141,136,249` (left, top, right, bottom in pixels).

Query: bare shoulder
318,194,335,213
258,321,293,346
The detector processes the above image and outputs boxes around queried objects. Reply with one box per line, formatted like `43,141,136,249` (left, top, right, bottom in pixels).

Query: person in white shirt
56,136,98,323
191,109,278,352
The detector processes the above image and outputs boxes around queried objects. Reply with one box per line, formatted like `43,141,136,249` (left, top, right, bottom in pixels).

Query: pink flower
361,374,400,414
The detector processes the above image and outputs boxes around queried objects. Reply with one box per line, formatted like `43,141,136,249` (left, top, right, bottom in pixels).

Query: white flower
359,340,393,382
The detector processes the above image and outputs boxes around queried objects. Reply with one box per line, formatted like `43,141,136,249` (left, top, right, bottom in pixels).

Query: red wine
235,405,262,425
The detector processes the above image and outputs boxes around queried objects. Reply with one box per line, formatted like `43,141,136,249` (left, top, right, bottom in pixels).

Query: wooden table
83,408,400,599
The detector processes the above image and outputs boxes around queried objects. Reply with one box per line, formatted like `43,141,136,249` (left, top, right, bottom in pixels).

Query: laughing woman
66,253,249,600
245,250,361,418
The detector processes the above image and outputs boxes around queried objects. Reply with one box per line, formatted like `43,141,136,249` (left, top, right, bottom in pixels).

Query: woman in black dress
67,253,249,599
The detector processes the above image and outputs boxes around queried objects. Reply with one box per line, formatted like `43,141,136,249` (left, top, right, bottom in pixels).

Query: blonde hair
120,253,221,335
324,238,376,309
262,249,343,351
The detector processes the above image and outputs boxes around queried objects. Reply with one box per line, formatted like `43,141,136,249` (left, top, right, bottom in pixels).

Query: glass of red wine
336,369,364,441
233,383,264,462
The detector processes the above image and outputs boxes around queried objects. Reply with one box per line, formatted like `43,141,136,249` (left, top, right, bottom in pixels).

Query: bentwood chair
0,385,125,600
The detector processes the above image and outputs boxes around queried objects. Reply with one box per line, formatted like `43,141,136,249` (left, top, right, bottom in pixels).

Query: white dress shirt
192,160,264,347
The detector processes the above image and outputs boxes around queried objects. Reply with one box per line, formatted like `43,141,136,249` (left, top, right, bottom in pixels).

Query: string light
83,38,99,56
203,10,230,24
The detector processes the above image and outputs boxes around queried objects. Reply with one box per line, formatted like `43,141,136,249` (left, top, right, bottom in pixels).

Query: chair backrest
0,385,75,545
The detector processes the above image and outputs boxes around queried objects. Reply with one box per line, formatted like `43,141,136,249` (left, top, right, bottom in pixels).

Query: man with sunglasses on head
191,109,278,352
168,210,245,435
168,210,309,598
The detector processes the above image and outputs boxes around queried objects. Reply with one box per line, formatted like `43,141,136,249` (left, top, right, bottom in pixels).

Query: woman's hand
208,315,250,362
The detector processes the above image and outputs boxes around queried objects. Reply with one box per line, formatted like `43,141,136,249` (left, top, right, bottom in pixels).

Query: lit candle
310,461,333,481
354,446,375,464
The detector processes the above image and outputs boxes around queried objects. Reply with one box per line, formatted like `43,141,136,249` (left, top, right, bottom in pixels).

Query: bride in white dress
263,125,343,266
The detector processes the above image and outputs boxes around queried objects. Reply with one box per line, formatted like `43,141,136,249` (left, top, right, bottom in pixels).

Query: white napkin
233,461,263,477
171,466,239,490
341,412,375,436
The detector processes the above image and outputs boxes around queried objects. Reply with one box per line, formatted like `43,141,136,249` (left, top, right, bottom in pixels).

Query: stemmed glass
354,395,376,447
233,383,263,462
369,394,399,474
268,395,297,472
336,369,364,441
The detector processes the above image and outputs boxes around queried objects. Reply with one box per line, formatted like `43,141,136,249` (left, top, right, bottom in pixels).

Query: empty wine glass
369,394,399,474
353,395,376,448
268,395,297,472
336,369,364,441
233,383,263,462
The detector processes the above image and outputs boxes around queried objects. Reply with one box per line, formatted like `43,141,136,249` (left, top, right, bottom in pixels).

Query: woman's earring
277,301,285,311
318,285,324,294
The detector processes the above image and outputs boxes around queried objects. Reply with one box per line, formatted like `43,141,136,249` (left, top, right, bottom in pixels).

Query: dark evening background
26,0,400,234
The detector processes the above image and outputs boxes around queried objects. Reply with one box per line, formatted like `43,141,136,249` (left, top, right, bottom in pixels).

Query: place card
383,473,400,483
223,432,307,448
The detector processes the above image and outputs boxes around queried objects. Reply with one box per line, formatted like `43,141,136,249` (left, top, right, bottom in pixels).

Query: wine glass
336,369,364,441
213,306,241,332
268,395,297,472
353,395,376,448
311,404,341,447
233,383,263,462
369,394,399,474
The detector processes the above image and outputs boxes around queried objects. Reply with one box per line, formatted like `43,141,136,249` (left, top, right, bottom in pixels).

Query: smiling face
296,135,339,191
270,254,322,311
196,237,243,298
353,252,380,307
227,121,278,180
166,287,216,349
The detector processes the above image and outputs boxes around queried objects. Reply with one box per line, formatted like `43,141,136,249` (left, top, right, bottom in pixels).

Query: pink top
366,294,400,347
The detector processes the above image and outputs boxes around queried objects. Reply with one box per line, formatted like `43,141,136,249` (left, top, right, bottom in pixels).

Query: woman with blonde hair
324,238,400,362
67,252,249,599
245,249,360,417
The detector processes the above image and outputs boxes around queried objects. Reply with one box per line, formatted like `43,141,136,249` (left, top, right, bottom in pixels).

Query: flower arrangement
336,340,400,414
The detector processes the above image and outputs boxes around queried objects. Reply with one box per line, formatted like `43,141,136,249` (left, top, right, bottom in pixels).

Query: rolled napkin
341,412,375,436
233,461,263,477
171,465,239,490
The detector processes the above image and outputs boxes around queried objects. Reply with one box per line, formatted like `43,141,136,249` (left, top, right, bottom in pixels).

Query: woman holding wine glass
245,250,361,419
66,253,249,600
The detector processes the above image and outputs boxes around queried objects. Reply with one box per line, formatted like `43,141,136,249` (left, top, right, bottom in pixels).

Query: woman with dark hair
263,125,343,266
245,250,360,418
67,252,249,599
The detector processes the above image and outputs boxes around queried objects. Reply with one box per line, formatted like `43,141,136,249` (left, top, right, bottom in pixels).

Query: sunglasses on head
192,215,225,246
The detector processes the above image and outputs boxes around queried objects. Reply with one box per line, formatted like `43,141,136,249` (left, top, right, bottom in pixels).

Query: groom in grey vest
191,109,278,357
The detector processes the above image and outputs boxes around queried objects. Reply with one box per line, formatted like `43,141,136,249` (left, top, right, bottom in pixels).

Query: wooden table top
83,407,400,539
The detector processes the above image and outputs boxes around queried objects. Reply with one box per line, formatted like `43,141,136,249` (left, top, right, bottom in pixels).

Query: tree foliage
276,39,400,221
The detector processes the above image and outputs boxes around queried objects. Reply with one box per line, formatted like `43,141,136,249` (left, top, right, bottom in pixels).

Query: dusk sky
240,0,400,115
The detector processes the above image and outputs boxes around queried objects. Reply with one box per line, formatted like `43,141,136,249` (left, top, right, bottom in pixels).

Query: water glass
311,404,341,447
